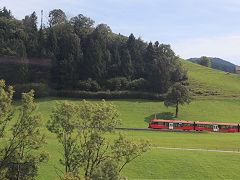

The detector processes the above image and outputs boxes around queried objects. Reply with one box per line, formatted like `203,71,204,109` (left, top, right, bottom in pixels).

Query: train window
182,123,193,126
197,124,212,129
152,122,165,125
164,122,169,126
220,125,237,129
174,123,183,127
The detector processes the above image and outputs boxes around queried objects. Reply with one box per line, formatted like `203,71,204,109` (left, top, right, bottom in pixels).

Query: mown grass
180,59,240,97
37,129,240,179
35,97,240,128
17,97,238,179
122,148,240,179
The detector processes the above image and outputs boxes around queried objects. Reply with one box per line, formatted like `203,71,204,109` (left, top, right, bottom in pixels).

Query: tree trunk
175,102,178,118
17,163,20,180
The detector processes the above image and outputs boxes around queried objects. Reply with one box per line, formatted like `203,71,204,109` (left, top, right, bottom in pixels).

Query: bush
128,78,147,90
106,77,129,91
53,90,164,100
14,83,51,99
76,78,100,92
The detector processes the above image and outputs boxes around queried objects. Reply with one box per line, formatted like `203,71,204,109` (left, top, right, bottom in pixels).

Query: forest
0,7,187,97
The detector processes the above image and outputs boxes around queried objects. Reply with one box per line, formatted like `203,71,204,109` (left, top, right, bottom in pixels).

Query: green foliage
47,101,79,174
112,133,150,173
54,90,164,100
0,7,187,94
48,9,67,27
0,89,48,179
76,78,100,91
14,83,50,98
0,7,13,19
128,78,147,90
164,83,192,117
0,79,14,137
106,77,129,90
199,56,211,67
46,99,150,179
91,160,120,180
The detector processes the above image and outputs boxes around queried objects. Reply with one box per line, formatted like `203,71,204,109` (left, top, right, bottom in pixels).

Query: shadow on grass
144,112,175,123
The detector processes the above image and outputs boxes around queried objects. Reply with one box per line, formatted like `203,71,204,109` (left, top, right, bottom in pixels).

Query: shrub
128,78,147,90
76,78,100,92
53,90,164,100
106,77,129,91
14,83,51,99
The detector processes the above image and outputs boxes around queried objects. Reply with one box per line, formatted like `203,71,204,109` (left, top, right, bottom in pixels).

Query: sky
2,0,240,65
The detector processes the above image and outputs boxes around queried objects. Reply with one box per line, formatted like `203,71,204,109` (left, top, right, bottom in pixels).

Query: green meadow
36,97,240,127
22,97,240,179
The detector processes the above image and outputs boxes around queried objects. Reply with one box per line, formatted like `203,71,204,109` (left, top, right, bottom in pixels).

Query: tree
74,100,120,179
0,7,13,19
0,79,14,138
164,83,191,118
48,9,67,27
70,14,95,39
199,56,211,67
120,48,134,78
112,133,150,173
49,100,150,179
47,101,79,174
0,89,48,179
23,11,38,57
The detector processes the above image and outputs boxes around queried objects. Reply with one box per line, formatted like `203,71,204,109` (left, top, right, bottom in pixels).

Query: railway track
115,127,206,133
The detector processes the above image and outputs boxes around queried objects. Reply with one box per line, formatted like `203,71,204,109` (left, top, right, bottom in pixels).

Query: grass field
11,97,236,179
36,128,240,179
122,148,240,179
35,97,240,128
180,59,240,97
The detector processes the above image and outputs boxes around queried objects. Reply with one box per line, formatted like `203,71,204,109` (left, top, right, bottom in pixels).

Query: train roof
151,119,238,126
195,121,238,126
151,119,194,124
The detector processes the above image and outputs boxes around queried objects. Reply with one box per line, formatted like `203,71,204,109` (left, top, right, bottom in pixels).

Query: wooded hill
0,7,187,97
187,57,236,73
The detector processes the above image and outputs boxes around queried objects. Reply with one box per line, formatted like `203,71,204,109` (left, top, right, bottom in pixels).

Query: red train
149,119,240,132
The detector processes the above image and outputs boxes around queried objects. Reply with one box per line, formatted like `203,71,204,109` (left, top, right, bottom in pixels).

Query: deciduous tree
164,83,191,118
199,56,211,67
47,101,79,174
0,89,48,179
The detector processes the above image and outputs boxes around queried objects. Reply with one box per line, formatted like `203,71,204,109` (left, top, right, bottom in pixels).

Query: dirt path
152,147,240,153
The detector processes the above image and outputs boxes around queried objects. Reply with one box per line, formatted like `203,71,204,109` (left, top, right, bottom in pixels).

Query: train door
213,125,219,131
169,123,173,130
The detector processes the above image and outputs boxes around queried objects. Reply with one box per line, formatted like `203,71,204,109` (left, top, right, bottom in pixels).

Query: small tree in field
199,56,211,67
164,83,191,118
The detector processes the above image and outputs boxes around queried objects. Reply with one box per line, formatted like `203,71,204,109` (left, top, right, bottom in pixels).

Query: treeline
0,7,187,95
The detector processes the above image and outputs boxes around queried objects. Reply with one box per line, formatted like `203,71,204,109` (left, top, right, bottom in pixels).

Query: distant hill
180,59,240,97
187,57,236,73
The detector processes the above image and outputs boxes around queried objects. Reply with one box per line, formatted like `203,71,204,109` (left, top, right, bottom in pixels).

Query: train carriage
149,119,239,132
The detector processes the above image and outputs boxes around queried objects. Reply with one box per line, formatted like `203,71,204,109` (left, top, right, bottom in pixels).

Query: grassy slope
180,59,240,97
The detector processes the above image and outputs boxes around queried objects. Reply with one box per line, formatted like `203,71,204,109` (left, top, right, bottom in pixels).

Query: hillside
180,59,240,97
187,57,236,73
